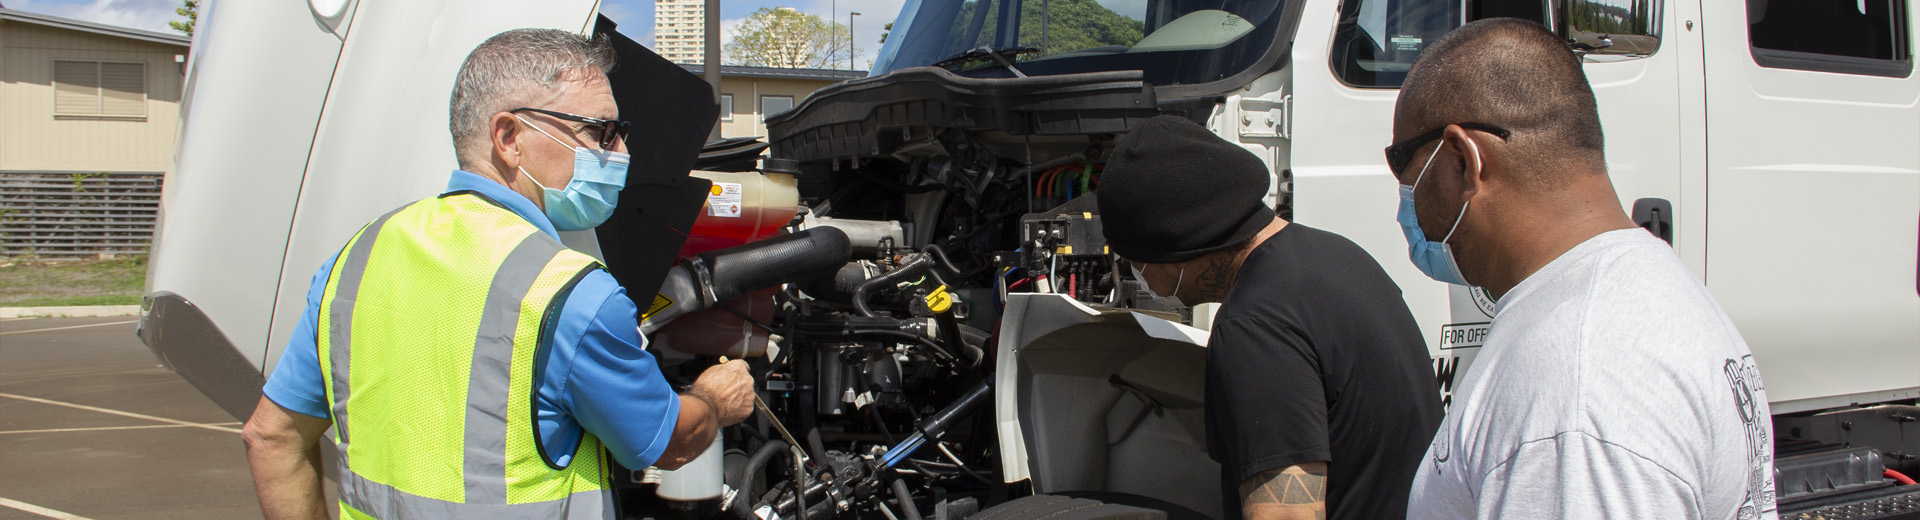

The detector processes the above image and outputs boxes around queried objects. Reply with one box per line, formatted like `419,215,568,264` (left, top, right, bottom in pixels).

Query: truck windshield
871,0,1288,86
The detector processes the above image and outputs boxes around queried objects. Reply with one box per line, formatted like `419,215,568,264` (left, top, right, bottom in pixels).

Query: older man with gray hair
241,28,753,520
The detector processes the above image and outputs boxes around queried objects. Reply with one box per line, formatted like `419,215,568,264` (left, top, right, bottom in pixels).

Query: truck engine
618,100,1198,517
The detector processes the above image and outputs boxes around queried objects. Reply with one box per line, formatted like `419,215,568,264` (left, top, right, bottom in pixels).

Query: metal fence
0,171,163,259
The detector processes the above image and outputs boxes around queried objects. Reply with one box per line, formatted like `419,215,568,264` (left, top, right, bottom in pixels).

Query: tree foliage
168,0,199,37
724,8,855,69
946,0,1144,59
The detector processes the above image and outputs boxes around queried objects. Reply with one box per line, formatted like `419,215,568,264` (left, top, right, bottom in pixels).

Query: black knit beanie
1098,115,1276,264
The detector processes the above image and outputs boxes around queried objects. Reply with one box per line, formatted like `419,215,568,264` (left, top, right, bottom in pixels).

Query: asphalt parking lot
0,316,260,519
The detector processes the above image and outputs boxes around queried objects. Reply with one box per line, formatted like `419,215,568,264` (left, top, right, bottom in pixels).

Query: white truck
142,0,1918,518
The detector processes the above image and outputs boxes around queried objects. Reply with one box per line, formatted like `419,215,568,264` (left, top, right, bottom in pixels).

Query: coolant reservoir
655,429,724,501
678,170,799,257
651,288,776,358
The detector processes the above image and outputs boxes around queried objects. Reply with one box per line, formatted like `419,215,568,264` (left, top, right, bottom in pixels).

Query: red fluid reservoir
654,170,800,358
677,170,799,257
652,288,777,358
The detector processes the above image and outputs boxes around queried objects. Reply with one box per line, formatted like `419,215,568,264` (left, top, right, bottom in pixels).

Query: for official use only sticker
708,182,743,217
1439,322,1490,349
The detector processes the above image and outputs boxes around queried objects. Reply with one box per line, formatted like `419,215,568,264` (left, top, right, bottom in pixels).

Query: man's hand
659,360,754,469
242,396,333,520
688,360,754,427
1240,461,1328,520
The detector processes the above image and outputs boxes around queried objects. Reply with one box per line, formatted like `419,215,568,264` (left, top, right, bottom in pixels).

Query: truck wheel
969,492,1211,520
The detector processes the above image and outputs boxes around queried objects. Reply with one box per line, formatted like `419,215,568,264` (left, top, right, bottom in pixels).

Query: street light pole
830,0,836,68
850,12,861,71
705,0,721,140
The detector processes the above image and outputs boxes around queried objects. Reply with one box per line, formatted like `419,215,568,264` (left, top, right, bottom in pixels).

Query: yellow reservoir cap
925,285,954,313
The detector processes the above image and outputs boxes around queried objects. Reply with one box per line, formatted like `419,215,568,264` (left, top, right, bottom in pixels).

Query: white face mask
1131,264,1185,303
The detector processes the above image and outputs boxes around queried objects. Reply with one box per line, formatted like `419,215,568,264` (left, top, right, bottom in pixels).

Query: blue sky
6,0,902,70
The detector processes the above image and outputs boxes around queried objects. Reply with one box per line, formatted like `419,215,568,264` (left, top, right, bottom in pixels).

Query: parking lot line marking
0,422,242,435
0,393,242,433
0,320,139,336
0,496,93,520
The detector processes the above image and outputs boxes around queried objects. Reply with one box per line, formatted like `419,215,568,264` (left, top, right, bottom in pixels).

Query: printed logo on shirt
1724,355,1776,519
1431,348,1477,413
1469,287,1497,318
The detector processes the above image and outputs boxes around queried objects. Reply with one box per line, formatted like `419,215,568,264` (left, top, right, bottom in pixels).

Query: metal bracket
1237,95,1290,139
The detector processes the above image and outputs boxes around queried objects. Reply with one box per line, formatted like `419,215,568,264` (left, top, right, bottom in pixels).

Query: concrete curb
0,305,142,318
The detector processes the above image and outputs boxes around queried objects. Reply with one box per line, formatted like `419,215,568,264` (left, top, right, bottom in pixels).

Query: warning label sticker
708,182,743,218
1390,34,1423,52
1439,322,1490,350
641,294,674,320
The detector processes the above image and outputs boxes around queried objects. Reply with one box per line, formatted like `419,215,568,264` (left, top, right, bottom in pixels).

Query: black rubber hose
797,261,876,304
806,428,830,467
933,309,972,369
772,475,831,518
698,227,852,305
729,440,790,519
918,244,964,278
891,478,925,520
957,325,989,368
851,257,935,317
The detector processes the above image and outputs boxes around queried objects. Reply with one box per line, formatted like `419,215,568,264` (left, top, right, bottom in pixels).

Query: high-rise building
654,0,704,64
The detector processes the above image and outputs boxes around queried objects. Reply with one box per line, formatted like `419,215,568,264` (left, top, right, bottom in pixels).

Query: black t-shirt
1206,223,1442,520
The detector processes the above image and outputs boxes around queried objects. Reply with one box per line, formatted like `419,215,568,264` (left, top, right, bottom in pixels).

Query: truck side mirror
1559,0,1663,58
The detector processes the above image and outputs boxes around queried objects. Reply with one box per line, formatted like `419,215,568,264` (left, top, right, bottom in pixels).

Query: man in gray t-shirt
1387,19,1776,519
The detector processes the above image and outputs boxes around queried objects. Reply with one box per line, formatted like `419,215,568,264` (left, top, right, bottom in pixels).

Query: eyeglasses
510,107,630,149
1383,122,1512,176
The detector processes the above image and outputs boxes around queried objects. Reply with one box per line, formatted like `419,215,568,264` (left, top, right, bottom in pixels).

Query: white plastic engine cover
993,294,1220,518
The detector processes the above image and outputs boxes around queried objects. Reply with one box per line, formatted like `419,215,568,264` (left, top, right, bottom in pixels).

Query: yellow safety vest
318,192,610,519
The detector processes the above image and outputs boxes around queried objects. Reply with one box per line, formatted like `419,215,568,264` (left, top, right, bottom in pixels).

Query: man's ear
1442,124,1487,200
490,112,523,171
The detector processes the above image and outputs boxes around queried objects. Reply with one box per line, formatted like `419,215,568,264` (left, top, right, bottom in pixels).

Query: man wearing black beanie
1098,115,1441,520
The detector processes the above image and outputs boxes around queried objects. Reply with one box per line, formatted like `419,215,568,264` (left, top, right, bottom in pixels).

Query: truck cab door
1699,0,1920,410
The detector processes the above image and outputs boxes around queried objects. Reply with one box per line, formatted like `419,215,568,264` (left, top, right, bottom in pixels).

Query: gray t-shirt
1407,229,1778,520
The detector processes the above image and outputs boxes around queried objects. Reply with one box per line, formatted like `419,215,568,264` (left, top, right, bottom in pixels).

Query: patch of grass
0,255,147,307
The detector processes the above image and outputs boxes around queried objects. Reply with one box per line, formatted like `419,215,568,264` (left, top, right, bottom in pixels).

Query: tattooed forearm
1240,461,1328,520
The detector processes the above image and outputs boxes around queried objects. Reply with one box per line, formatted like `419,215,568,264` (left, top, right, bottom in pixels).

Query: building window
761,95,794,122
720,94,734,121
54,60,147,117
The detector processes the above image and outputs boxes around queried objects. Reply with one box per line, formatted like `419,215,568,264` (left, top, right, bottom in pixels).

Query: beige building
654,0,705,64
1,8,188,175
681,64,864,139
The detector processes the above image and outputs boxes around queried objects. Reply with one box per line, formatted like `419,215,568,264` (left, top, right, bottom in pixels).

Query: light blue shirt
262,170,680,469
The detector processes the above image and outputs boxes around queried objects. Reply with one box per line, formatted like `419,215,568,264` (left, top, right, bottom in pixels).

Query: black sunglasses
1383,122,1513,176
510,107,630,149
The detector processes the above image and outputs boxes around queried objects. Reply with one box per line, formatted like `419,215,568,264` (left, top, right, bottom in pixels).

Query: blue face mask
1397,142,1472,285
516,115,630,231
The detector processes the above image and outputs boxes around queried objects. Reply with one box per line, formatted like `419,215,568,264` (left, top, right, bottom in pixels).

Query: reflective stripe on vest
318,194,609,519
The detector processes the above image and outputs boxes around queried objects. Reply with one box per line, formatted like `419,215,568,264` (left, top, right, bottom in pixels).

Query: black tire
969,492,1212,520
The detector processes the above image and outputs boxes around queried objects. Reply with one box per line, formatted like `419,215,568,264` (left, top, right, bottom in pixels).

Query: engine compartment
614,69,1248,518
